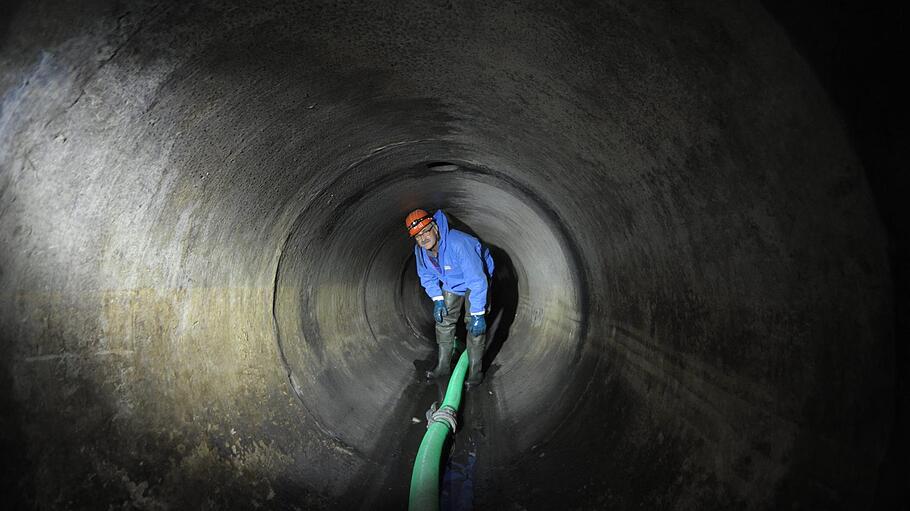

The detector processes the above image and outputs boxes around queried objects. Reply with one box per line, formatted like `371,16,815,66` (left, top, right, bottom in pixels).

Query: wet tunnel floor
350,346,699,510
352,351,501,511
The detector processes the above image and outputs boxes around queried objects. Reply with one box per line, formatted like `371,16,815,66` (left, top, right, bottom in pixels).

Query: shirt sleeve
416,248,443,300
458,241,489,314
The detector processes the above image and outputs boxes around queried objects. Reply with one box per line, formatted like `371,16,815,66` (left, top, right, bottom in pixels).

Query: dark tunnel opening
272,152,594,471
0,1,905,510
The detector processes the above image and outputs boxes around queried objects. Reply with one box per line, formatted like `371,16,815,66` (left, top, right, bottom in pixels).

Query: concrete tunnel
0,1,901,509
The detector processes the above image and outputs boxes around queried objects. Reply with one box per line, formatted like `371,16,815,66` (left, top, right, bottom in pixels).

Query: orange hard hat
405,209,434,237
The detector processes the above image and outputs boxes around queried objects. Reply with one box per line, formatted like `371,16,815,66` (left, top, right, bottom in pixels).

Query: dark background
760,2,907,508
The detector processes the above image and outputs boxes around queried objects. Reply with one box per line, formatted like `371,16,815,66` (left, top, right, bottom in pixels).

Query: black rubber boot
426,342,453,379
465,341,484,387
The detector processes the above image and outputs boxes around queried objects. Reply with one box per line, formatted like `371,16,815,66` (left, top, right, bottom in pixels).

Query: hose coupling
427,404,458,433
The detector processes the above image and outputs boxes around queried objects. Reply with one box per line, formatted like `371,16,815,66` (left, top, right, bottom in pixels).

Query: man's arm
459,242,489,315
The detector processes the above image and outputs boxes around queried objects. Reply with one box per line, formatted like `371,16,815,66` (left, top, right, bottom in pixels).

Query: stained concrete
0,1,897,509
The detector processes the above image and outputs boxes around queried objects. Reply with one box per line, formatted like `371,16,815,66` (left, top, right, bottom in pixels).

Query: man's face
415,223,439,252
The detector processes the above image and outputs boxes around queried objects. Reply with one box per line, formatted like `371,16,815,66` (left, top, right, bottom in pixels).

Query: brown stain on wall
6,286,319,509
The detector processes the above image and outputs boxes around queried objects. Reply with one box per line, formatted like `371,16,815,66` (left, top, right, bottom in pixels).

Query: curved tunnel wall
274,146,590,458
0,1,894,509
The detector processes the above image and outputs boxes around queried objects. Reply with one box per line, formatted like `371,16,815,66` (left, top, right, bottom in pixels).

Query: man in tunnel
406,209,495,386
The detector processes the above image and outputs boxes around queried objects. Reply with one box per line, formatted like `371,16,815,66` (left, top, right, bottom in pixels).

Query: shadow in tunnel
0,340,34,508
483,245,518,379
758,4,908,507
439,214,519,380
0,1,23,50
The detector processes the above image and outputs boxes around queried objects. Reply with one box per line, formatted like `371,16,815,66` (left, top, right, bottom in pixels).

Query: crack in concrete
22,349,135,362
41,2,168,131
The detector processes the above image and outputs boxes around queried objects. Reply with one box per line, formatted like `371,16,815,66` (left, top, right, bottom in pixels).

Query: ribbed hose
408,350,471,510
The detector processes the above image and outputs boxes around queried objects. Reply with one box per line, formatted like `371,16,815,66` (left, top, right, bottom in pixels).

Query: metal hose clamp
429,405,458,433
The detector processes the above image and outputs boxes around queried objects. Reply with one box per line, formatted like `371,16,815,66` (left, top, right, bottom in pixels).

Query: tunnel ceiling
0,1,896,509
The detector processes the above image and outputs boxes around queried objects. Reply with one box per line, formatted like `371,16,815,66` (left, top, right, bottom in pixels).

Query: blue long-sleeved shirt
415,210,495,314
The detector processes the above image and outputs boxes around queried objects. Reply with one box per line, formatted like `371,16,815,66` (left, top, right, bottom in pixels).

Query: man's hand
468,314,486,336
433,300,448,324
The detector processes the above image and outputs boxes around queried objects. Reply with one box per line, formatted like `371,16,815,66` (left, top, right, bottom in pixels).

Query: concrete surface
0,1,898,509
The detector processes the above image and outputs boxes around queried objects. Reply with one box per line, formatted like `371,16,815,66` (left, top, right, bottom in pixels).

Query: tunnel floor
348,357,499,510
352,351,693,510
350,365,527,510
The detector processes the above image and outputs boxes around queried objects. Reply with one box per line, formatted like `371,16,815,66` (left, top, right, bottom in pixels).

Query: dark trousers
436,289,487,354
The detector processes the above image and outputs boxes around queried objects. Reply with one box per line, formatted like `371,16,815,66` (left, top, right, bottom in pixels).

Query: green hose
408,349,470,510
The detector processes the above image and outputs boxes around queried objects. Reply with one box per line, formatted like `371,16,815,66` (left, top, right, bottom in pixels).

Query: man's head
405,209,439,252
